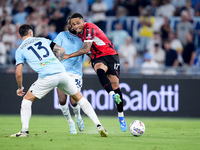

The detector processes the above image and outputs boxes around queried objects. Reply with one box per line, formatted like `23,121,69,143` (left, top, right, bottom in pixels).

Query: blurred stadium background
1,0,200,118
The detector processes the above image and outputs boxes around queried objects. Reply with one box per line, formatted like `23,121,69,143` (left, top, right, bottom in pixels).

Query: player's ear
82,19,85,24
29,30,33,37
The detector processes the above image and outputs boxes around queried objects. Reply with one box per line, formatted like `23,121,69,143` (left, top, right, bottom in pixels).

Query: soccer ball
129,120,145,136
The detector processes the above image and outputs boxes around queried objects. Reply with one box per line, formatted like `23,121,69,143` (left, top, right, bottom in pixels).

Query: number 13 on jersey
27,41,49,61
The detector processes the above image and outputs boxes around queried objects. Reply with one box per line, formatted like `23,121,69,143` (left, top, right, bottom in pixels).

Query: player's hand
63,54,69,59
16,86,25,97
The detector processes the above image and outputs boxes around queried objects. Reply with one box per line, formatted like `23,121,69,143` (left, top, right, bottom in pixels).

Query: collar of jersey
22,37,32,43
68,31,77,37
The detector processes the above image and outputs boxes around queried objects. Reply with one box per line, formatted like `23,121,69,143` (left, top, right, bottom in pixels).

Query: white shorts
29,72,78,99
67,73,82,91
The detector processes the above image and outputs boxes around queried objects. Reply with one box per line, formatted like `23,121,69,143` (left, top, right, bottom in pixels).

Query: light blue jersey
15,37,65,78
54,31,84,76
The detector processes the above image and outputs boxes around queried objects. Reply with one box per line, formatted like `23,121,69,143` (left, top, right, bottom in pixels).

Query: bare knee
94,63,108,72
24,90,38,102
71,91,83,102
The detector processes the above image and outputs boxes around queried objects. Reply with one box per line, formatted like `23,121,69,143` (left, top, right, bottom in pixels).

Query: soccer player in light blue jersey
11,24,108,137
53,17,84,134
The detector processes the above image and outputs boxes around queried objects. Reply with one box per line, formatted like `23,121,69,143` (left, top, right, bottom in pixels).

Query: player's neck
22,35,31,41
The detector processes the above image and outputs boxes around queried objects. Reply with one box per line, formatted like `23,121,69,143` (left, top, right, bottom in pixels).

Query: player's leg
57,88,77,134
58,72,108,137
93,62,120,103
71,91,108,137
106,55,127,132
69,74,84,132
107,74,127,132
11,90,37,137
11,74,59,137
70,97,84,132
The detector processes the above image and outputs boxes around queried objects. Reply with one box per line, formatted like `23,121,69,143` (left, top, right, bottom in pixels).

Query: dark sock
114,88,123,112
97,124,101,127
96,69,113,93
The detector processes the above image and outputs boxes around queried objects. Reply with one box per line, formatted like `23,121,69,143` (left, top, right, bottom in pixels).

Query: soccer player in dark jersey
63,13,127,132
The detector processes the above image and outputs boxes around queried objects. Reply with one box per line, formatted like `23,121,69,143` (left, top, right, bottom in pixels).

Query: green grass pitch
0,115,200,150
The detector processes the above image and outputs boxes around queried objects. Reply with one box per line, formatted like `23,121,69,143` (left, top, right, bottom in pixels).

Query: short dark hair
71,13,83,19
19,24,33,37
66,16,71,25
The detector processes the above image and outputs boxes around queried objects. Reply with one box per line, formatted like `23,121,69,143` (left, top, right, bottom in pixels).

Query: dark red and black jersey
78,22,117,59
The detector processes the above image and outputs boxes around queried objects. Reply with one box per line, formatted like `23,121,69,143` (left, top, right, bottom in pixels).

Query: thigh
94,62,108,72
68,73,83,91
106,55,120,77
29,75,58,99
91,57,108,72
24,90,38,102
68,73,82,105
57,72,78,96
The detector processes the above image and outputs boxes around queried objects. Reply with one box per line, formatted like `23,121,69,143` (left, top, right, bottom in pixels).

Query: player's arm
15,63,25,97
63,41,92,59
189,51,196,66
50,42,65,61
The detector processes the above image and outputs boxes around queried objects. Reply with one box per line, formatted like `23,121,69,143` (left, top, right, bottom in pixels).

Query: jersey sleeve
53,33,62,46
39,37,52,45
15,48,25,66
84,26,97,42
45,38,52,45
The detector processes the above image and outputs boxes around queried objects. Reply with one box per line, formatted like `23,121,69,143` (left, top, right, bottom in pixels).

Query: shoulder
57,31,68,37
16,47,23,55
159,47,165,53
85,22,96,28
130,44,137,50
36,37,47,41
40,37,52,43
150,17,155,22
122,30,129,35
187,22,193,27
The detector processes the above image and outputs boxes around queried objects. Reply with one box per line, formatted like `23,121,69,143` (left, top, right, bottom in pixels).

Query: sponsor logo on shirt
40,58,57,68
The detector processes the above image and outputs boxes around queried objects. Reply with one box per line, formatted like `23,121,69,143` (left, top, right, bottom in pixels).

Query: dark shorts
91,55,120,77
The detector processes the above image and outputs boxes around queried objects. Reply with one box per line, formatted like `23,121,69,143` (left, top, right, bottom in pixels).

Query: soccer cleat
113,93,122,104
69,121,77,134
97,125,108,137
75,117,84,132
10,131,29,137
118,117,127,132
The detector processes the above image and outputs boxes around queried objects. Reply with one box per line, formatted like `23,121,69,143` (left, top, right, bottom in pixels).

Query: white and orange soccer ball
129,120,145,136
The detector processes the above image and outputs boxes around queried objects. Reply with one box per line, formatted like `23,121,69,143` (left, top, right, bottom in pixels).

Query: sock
21,99,32,132
109,91,115,96
71,104,81,119
114,88,124,112
77,97,101,127
118,112,124,117
96,69,113,93
59,103,74,124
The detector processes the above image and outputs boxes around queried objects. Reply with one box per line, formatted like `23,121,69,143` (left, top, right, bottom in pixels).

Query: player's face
71,18,85,33
67,19,76,35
